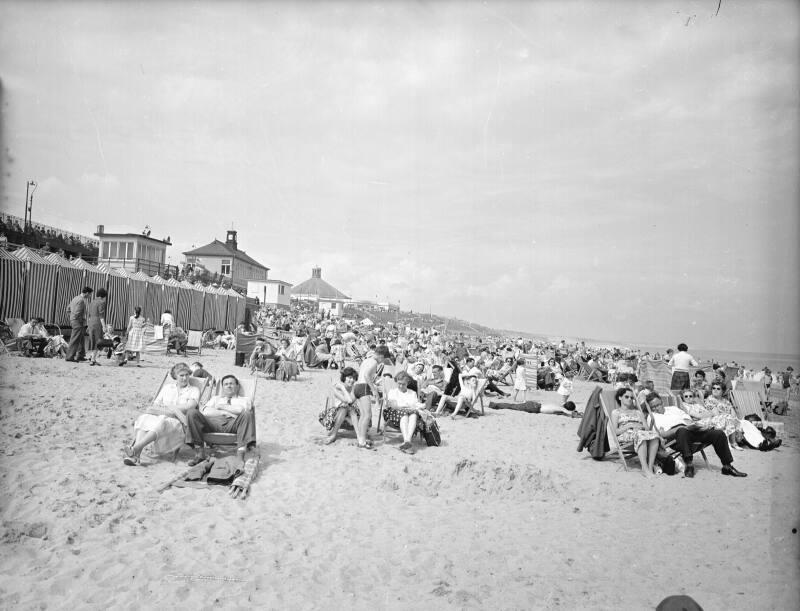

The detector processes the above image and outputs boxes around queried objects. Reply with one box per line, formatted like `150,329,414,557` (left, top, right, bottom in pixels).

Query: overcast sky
1,1,798,354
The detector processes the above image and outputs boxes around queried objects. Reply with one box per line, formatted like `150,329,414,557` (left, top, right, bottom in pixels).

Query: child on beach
557,370,574,406
512,358,527,401
330,339,345,370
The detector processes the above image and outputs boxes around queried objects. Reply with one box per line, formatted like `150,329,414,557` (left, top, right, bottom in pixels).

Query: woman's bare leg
646,439,659,473
324,407,349,444
451,397,465,419
131,430,157,456
636,443,653,478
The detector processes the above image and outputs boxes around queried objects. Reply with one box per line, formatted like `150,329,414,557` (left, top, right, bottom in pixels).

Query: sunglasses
683,394,694,399
622,394,634,400
712,386,723,390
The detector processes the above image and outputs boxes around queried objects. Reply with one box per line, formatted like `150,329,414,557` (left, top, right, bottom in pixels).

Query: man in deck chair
646,392,747,479
186,374,257,467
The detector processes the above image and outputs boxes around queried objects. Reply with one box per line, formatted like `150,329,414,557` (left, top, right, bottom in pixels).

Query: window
125,242,134,258
102,242,110,258
278,285,285,295
221,259,231,275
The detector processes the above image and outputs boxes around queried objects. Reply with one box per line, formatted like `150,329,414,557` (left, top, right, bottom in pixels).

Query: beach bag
772,401,788,416
424,420,442,447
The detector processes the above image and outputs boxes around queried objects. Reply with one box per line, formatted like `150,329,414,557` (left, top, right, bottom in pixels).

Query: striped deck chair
202,376,258,449
730,390,765,421
523,356,539,394
598,389,638,471
184,330,203,356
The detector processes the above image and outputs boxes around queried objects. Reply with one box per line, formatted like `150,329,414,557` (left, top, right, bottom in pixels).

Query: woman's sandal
123,445,140,466
356,441,376,451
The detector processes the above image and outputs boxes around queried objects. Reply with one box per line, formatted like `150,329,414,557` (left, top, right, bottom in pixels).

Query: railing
98,256,179,278
0,212,99,248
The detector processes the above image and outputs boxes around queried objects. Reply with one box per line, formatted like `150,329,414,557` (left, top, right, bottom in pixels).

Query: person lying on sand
487,399,580,417
124,362,200,466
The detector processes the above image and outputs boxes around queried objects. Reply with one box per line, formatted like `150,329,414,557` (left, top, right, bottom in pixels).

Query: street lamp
24,180,37,229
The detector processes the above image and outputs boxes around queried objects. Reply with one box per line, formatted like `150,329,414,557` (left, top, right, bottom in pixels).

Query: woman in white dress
125,306,145,367
124,363,200,465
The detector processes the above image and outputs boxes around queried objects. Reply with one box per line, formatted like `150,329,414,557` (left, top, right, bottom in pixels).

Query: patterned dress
702,397,741,436
318,382,359,431
615,409,659,450
127,315,145,352
383,387,427,434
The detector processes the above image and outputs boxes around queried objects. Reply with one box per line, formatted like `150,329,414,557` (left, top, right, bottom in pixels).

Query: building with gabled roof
183,230,269,291
291,267,350,316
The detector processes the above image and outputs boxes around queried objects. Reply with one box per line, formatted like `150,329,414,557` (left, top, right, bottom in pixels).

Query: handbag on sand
424,419,442,447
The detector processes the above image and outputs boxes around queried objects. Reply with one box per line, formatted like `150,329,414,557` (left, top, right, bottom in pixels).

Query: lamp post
24,180,37,229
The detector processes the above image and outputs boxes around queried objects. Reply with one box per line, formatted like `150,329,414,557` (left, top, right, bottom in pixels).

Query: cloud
78,172,119,189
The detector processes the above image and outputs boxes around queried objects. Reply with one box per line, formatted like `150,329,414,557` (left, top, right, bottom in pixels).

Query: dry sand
1,350,798,610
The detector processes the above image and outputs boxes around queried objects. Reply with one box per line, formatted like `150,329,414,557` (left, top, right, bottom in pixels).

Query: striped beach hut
97,263,128,330
167,278,190,329
225,288,239,329
200,283,217,330
71,258,107,295
45,253,85,326
161,276,179,323
214,286,229,330
118,269,148,322
11,247,59,322
182,280,205,331
0,248,26,321
144,274,165,323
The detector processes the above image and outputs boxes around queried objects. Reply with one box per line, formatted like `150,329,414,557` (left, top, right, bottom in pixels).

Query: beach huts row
1,247,247,332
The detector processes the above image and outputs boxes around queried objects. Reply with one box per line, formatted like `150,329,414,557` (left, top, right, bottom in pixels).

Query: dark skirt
670,371,690,390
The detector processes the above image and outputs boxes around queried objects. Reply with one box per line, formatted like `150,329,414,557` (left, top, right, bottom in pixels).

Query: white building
247,279,292,309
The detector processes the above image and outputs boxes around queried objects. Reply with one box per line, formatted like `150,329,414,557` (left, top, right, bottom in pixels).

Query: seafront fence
0,246,246,332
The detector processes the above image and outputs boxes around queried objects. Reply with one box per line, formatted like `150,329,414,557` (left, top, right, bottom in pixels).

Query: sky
1,0,798,355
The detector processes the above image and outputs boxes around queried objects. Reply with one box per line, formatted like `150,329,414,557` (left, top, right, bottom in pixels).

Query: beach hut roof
10,246,53,265
292,267,350,300
96,262,126,277
71,258,103,273
44,253,79,268
131,271,150,281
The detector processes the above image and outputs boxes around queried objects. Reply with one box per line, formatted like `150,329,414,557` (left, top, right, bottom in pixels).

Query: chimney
226,230,238,251
312,267,321,279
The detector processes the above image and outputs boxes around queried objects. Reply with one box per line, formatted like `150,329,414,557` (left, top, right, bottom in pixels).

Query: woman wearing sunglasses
610,387,661,477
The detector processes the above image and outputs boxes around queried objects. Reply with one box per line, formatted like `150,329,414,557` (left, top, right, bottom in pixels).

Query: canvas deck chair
184,330,204,356
145,373,211,460
2,318,25,354
523,356,539,393
202,376,258,448
645,395,710,469
598,389,638,471
376,376,426,441
730,390,765,421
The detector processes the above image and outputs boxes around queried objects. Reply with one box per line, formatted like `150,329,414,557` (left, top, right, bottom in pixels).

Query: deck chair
730,390,765,421
644,395,710,469
376,375,426,441
202,376,258,448
578,359,605,382
523,356,539,393
143,373,211,460
185,330,203,356
598,389,638,471
2,318,25,355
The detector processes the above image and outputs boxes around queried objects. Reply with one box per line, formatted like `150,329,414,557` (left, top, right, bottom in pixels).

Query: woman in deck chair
610,386,661,478
385,371,429,454
319,366,364,446
124,363,200,466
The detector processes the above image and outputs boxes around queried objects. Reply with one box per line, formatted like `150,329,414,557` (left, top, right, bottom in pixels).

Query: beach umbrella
44,253,84,326
11,247,59,323
144,274,166,323
0,248,26,321
97,263,128,330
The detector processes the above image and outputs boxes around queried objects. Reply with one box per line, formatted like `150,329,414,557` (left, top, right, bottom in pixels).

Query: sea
507,331,799,372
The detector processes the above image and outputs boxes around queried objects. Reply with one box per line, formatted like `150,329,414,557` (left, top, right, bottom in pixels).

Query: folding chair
185,330,204,356
523,355,539,393
202,376,258,448
730,390,765,421
376,375,427,441
598,389,638,471
643,395,710,469
142,373,211,461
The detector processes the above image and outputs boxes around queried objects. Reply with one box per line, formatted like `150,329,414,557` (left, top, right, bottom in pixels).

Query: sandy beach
1,349,798,610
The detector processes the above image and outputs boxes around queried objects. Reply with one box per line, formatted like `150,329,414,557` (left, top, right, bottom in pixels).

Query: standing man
65,286,93,362
354,344,390,449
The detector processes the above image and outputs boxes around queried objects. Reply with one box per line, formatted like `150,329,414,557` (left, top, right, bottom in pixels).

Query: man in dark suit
65,286,93,362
